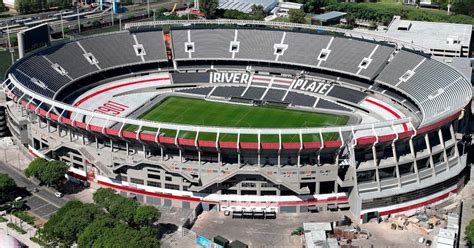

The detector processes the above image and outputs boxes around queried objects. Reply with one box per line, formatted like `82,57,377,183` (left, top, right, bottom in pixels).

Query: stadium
2,20,472,223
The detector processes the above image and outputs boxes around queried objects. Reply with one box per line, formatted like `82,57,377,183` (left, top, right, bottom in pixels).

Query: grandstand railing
3,74,413,139
124,19,431,54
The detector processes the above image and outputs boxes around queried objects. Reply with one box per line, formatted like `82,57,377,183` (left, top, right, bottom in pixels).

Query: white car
418,237,426,244
54,192,63,198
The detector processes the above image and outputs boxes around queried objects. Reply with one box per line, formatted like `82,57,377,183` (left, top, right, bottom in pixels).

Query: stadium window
148,168,161,173
130,178,144,185
165,184,180,190
118,175,127,182
165,176,172,181
147,181,161,188
148,174,161,180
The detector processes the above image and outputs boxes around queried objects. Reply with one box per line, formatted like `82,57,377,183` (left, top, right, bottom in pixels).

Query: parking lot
24,194,58,219
191,211,349,248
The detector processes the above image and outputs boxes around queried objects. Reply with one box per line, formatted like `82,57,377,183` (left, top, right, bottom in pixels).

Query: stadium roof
218,0,278,13
384,16,472,52
311,11,346,22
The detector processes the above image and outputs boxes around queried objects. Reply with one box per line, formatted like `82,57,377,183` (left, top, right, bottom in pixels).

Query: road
0,161,67,219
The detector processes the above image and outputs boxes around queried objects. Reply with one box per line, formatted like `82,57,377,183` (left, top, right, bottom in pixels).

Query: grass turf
125,96,349,142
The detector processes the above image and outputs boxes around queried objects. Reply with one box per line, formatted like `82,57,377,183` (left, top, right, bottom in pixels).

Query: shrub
13,210,35,225
7,222,26,234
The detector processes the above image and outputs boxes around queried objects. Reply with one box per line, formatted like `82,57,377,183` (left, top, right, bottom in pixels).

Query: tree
25,158,48,179
465,219,474,245
25,159,68,189
134,205,161,227
84,221,160,248
93,188,118,210
289,9,307,23
77,216,119,247
40,160,69,189
452,0,474,16
41,201,103,246
223,9,252,20
108,197,138,224
0,173,16,203
249,4,266,20
201,0,219,19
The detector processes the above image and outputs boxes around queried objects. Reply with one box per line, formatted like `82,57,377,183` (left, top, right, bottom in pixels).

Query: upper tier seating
376,50,472,125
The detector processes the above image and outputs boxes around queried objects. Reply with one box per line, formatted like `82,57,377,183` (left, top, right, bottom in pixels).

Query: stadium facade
2,20,472,222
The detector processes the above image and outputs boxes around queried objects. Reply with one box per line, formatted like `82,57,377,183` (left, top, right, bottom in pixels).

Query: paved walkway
459,163,474,247
0,215,40,248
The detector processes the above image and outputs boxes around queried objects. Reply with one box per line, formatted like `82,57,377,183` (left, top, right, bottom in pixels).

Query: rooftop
218,0,278,13
311,11,347,22
385,16,472,51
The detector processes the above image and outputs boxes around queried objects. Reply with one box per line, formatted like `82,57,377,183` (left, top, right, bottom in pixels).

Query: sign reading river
210,72,251,84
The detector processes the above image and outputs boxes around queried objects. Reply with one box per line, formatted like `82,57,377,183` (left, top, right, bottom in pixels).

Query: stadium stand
177,86,214,96
210,86,246,98
12,55,71,98
42,42,98,79
172,72,211,84
326,85,367,104
241,87,267,99
316,99,351,112
284,91,317,107
263,88,286,102
133,31,168,62
376,50,471,124
235,29,283,61
78,32,141,69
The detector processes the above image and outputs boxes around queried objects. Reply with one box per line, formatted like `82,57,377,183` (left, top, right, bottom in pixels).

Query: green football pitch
125,96,349,142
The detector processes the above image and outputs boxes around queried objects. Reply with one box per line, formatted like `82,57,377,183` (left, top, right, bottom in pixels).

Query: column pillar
424,134,436,177
392,143,401,188
409,138,420,182
438,129,449,171
372,145,381,192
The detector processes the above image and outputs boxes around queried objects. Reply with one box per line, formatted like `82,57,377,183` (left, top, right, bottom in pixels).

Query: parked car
418,237,426,244
54,192,63,198
27,187,39,193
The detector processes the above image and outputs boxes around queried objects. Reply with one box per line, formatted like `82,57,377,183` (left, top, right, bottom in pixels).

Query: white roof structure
303,222,332,231
0,234,22,248
303,222,335,248
218,0,278,13
383,16,472,57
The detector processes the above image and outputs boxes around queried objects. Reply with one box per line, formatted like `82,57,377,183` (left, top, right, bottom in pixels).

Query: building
271,2,303,18
382,16,472,57
311,11,346,25
218,0,278,13
2,0,15,11
2,20,471,223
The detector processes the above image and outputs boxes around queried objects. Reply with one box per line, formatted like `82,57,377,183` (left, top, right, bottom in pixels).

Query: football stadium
2,20,472,222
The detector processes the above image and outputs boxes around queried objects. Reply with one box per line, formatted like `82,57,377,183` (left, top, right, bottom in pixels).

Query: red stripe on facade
362,187,458,218
365,98,408,132
73,77,169,107
96,179,219,204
